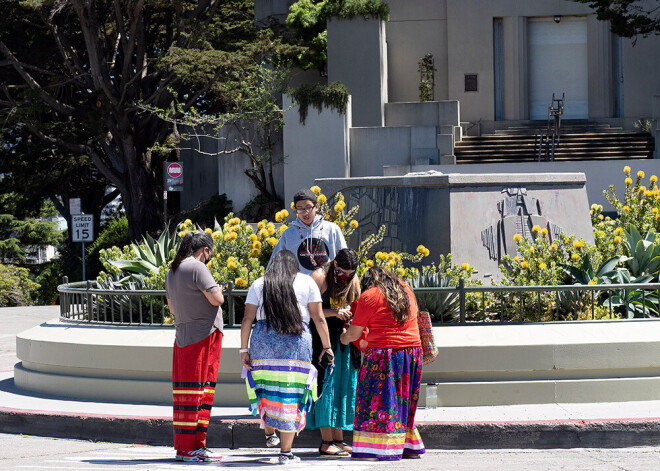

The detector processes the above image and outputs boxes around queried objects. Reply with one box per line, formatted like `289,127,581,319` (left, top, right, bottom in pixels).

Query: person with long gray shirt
165,231,225,463
269,188,347,275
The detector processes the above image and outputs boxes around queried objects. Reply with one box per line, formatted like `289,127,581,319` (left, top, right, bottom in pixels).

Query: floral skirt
306,338,358,430
352,346,425,460
242,321,317,433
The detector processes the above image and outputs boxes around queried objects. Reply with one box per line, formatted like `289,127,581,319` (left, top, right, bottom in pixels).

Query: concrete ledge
15,318,248,406
3,406,660,449
417,420,660,449
15,318,660,407
382,160,660,209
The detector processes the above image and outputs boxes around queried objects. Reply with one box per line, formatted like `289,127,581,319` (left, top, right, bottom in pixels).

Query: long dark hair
170,231,213,272
263,250,304,335
360,266,411,325
323,248,359,305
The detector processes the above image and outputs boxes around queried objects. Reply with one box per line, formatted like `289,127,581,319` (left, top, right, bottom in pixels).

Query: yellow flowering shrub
316,191,360,239
204,214,278,289
305,186,425,278
605,166,660,233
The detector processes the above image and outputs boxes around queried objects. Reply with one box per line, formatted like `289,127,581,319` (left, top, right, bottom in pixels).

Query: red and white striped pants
172,329,223,452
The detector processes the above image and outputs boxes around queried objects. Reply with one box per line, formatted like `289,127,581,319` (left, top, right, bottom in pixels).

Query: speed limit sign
72,214,94,242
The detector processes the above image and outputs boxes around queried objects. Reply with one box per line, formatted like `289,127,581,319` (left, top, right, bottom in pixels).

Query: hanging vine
418,53,436,102
290,81,351,124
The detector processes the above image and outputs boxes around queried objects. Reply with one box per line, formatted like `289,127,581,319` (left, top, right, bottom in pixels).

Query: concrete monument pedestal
317,172,593,282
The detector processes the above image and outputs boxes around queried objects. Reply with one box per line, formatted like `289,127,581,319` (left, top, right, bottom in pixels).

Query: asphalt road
2,433,660,470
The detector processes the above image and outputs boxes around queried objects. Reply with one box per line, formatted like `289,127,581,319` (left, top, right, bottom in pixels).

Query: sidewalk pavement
2,306,660,449
3,369,660,449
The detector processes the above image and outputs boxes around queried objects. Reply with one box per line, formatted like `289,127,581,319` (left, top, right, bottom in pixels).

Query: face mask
334,267,354,283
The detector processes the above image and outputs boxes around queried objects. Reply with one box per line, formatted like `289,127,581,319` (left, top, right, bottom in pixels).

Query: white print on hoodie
268,215,347,275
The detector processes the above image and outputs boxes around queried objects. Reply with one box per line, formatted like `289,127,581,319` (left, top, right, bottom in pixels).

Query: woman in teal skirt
308,248,361,456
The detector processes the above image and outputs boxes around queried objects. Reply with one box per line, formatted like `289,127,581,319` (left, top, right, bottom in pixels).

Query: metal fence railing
58,278,248,327
58,278,660,327
415,279,660,323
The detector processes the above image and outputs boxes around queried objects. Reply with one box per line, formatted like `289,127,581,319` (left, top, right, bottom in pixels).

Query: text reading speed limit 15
72,214,94,242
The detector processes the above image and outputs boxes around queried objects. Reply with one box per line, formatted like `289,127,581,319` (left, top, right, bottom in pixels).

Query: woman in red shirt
340,267,425,461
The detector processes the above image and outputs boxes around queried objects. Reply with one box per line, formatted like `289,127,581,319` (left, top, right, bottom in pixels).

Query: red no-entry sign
167,162,183,178
164,162,183,192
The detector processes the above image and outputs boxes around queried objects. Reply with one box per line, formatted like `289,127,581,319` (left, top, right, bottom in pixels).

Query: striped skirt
352,346,425,460
242,321,317,432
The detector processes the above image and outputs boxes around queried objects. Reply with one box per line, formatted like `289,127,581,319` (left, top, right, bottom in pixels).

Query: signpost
72,214,94,280
165,162,183,191
69,198,81,216
164,162,183,223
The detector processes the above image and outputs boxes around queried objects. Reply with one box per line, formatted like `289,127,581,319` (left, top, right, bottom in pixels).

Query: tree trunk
122,169,162,241
116,142,163,241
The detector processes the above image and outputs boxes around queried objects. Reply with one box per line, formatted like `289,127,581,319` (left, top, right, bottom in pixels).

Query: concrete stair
456,122,654,164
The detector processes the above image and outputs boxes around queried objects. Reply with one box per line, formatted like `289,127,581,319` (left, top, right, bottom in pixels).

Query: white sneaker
180,447,222,462
278,453,301,464
266,433,280,448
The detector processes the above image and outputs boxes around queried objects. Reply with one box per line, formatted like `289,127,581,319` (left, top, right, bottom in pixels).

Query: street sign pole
71,214,94,280
164,190,168,225
164,162,183,226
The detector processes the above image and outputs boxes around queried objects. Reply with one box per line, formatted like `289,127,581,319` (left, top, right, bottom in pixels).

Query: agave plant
410,269,460,322
599,268,659,318
94,274,169,323
108,226,181,280
561,254,620,285
557,255,620,320
621,225,660,278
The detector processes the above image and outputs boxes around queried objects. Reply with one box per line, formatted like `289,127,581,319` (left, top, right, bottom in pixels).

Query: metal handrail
58,279,248,327
58,279,660,326
416,279,660,323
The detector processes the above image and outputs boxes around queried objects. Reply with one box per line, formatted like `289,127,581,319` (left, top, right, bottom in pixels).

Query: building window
465,74,478,92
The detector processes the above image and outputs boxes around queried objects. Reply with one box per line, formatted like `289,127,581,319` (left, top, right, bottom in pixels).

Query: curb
3,409,660,449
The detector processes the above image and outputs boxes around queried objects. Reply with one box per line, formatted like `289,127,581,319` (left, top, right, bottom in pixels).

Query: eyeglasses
295,205,316,215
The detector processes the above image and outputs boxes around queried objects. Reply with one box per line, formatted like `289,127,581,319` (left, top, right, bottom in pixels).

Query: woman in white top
240,249,333,464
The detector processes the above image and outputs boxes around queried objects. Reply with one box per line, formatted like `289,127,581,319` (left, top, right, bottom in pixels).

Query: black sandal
319,440,349,456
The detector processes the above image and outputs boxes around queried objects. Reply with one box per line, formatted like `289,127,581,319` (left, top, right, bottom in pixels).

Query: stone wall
327,18,387,127
282,94,351,205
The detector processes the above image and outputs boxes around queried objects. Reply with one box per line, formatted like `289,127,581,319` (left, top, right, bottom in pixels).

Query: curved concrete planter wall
15,318,660,407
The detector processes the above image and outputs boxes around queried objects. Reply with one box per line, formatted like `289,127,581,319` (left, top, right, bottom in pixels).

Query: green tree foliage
0,126,119,238
286,0,329,71
0,0,287,239
284,0,390,72
0,263,39,307
147,65,290,203
86,216,132,280
0,212,63,263
572,0,660,39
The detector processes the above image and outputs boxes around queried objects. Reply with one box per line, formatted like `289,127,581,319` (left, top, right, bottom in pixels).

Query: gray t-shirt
165,258,223,347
